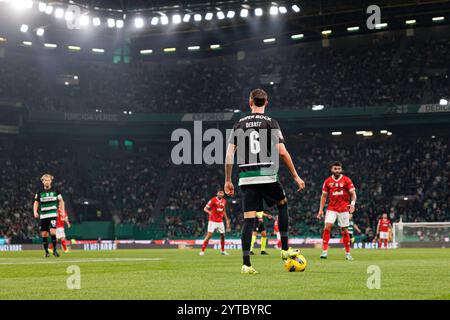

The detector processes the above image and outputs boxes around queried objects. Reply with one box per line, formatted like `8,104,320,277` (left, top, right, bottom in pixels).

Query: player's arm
276,143,305,192
224,143,236,196
354,223,362,234
317,191,327,219
33,194,39,218
262,212,273,220
223,210,231,232
65,214,71,228
58,193,65,213
376,220,381,236
349,189,357,214
203,204,212,216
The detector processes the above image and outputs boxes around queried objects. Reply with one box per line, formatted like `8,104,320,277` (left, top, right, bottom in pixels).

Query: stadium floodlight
163,47,176,53
20,24,29,33
74,75,78,80
182,14,190,23
240,9,248,18
291,33,304,40
356,131,365,135
375,22,388,29
65,10,74,21
405,19,416,25
347,26,359,32
210,44,221,50
279,6,287,14
269,81,274,85
140,49,153,55
116,19,124,29
312,105,325,111
205,12,213,21
226,10,235,19
134,17,144,28
432,16,445,22
44,43,57,49
11,0,27,10
92,48,105,53
45,5,53,14
151,17,159,25
0,37,6,42
188,45,200,51
380,130,388,134
54,7,64,19
363,131,374,136
92,17,101,26
38,2,46,12
172,14,181,24
269,6,278,15
22,41,32,46
332,131,342,136
255,8,263,16
68,45,81,51
194,13,202,21
217,11,225,20
160,15,169,25
263,37,276,43
321,29,332,35
292,5,301,12
36,28,44,36
64,81,69,86
80,15,90,26
107,18,115,28
387,132,393,136
439,98,448,105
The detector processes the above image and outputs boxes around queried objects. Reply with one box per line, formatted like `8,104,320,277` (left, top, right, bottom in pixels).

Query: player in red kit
317,162,357,260
48,209,71,253
376,213,392,249
274,217,281,249
200,190,231,256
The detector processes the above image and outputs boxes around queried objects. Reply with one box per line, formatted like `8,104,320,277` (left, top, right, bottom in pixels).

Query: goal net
393,222,450,248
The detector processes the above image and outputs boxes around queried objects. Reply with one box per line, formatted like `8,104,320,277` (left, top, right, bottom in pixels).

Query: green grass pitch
0,248,449,300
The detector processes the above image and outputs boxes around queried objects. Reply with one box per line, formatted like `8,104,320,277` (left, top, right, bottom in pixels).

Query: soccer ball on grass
284,254,307,272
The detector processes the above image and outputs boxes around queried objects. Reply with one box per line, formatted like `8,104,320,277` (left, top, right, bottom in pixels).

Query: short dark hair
250,89,268,107
331,161,342,168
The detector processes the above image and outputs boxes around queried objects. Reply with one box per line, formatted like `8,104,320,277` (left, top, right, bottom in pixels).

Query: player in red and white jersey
376,213,392,249
273,217,281,249
49,209,71,253
200,190,231,256
317,161,357,260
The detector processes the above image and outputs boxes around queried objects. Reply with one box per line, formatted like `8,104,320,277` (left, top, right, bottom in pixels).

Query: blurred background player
376,213,392,249
348,213,362,244
33,174,65,258
200,190,231,256
273,216,281,249
250,211,274,255
49,209,71,254
225,88,305,274
317,162,357,260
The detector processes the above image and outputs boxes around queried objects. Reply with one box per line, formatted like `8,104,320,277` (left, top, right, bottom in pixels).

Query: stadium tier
1,132,448,242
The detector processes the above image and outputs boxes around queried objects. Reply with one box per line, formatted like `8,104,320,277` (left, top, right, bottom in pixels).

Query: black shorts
254,221,266,233
240,182,286,212
40,217,57,232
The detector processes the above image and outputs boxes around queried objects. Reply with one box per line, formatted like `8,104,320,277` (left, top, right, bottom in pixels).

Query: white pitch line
0,258,162,265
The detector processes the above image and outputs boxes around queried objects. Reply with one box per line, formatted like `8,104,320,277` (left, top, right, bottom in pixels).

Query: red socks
341,229,351,254
220,238,225,252
61,239,67,251
322,228,331,251
379,239,388,248
201,239,209,252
